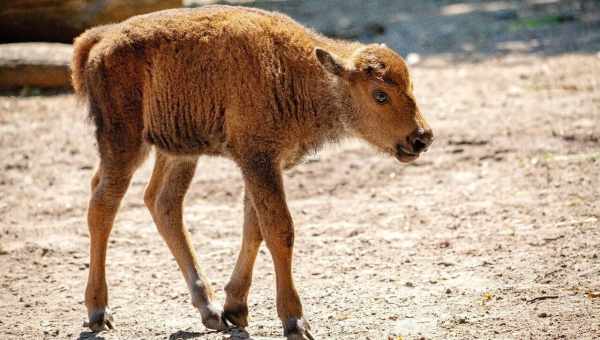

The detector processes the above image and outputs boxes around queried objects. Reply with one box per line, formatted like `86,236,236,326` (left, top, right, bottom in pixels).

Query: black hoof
223,302,249,328
200,304,230,331
84,309,114,332
284,317,314,340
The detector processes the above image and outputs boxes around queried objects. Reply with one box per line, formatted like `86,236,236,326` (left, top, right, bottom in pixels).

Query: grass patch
509,14,576,31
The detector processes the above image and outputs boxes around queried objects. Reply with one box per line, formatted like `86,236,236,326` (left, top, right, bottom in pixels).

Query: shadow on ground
168,328,256,340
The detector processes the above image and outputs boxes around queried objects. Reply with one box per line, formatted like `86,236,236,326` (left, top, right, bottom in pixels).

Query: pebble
406,53,421,66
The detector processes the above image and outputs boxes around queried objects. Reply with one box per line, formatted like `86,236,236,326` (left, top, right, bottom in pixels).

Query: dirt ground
1,1,600,340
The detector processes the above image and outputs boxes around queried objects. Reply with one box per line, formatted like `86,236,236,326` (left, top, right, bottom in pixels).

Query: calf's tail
71,26,108,99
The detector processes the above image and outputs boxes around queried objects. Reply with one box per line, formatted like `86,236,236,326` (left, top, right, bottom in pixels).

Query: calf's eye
373,90,389,104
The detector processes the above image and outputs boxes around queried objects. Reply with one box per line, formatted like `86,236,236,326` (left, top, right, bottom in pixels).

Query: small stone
445,288,452,294
405,282,415,287
439,240,450,248
406,53,421,66
538,312,549,318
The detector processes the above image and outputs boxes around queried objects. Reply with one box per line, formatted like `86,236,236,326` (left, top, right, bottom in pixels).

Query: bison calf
72,5,432,339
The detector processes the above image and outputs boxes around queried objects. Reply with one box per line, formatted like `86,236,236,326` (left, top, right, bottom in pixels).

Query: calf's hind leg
144,152,227,331
86,147,148,331
223,190,263,327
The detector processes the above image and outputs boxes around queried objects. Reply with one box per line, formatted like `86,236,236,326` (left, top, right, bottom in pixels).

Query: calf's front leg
240,155,314,340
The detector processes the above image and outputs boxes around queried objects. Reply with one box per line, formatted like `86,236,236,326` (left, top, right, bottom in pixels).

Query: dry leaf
586,291,600,299
481,291,494,305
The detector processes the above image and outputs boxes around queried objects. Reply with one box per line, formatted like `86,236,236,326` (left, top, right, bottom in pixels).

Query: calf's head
316,44,433,162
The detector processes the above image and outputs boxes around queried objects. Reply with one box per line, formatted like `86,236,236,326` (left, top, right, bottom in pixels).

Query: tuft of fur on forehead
350,44,411,88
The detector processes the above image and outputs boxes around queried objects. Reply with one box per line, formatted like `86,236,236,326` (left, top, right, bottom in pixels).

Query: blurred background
1,0,599,90
1,1,599,340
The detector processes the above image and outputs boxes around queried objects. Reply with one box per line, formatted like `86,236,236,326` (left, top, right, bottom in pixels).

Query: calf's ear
315,48,350,79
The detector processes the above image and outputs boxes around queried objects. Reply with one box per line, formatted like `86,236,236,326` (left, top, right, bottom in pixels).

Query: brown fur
72,5,432,338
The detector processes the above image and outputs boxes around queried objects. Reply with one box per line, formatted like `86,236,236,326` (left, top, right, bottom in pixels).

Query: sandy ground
1,1,600,340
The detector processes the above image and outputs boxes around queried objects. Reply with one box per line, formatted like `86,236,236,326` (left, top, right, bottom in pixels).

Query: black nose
408,128,433,154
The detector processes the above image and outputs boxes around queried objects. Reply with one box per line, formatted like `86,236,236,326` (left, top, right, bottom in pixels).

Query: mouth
395,144,420,163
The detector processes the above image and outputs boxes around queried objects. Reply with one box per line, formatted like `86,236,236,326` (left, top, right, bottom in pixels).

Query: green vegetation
510,14,576,31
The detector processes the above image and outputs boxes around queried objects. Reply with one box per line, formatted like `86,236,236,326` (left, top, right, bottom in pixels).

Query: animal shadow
77,331,105,340
169,328,254,340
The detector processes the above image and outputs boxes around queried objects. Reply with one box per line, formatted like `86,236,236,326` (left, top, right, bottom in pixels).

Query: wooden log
0,0,181,43
0,43,72,89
